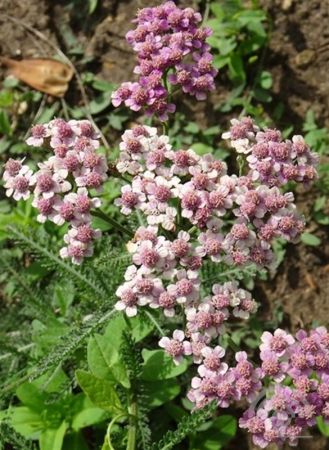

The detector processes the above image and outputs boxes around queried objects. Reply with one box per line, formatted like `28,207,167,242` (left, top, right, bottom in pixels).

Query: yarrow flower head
111,2,217,120
223,117,318,187
2,119,107,264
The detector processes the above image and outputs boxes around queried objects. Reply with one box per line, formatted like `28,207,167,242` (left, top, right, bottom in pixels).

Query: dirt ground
1,0,329,448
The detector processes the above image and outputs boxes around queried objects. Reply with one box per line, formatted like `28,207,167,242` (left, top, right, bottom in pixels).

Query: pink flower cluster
223,117,318,187
115,124,306,272
113,121,322,447
240,327,329,448
111,2,217,120
2,119,108,264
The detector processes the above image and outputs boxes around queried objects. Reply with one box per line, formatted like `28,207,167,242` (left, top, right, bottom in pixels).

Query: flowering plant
1,2,327,449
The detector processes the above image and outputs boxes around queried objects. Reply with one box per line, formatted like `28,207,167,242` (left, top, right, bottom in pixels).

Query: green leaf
72,406,106,431
92,78,116,93
0,110,11,135
63,432,89,450
228,54,245,82
53,282,74,316
191,415,237,450
209,4,224,21
301,232,321,247
87,334,130,387
213,54,230,70
235,10,267,26
192,142,213,156
129,314,154,342
184,122,200,134
39,421,68,450
317,416,329,437
76,370,124,415
141,349,188,381
9,406,44,438
37,102,60,123
87,314,130,387
314,196,326,212
16,383,46,412
88,0,98,14
0,90,14,107
144,379,180,407
259,71,273,89
314,211,329,226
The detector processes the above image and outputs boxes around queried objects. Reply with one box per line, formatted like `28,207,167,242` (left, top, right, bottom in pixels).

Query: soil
261,0,329,130
1,0,329,449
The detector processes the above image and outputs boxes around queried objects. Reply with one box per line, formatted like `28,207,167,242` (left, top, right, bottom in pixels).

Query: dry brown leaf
0,57,74,97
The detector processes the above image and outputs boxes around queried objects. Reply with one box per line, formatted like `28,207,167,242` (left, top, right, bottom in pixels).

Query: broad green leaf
53,283,75,316
72,407,106,431
89,95,112,115
16,383,46,412
76,370,124,415
235,10,267,26
192,142,213,156
141,349,188,381
129,314,154,342
184,122,200,134
301,232,321,247
39,421,68,450
87,333,130,388
92,78,116,93
209,4,224,21
314,196,326,212
191,415,237,450
213,54,230,69
314,211,329,225
9,406,44,438
144,380,180,407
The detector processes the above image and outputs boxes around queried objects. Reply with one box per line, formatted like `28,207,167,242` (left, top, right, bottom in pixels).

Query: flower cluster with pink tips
223,117,318,187
239,327,329,448
111,1,217,120
179,326,329,447
2,119,108,264
112,119,323,447
114,124,306,274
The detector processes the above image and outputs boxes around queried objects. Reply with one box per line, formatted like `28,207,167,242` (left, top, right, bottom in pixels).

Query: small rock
295,49,316,68
282,0,293,10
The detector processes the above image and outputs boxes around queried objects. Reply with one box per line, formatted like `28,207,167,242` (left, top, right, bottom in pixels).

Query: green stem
107,414,127,450
91,210,133,238
144,310,165,336
127,401,137,450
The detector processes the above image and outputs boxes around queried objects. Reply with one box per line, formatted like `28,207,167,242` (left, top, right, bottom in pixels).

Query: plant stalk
127,401,137,450
91,210,133,238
